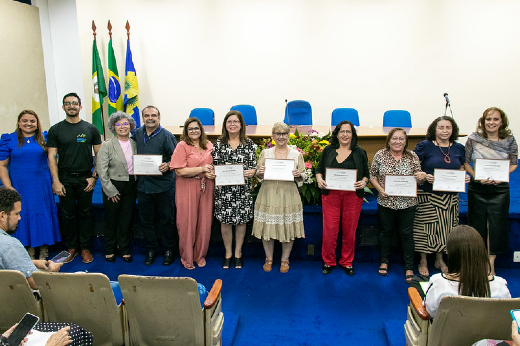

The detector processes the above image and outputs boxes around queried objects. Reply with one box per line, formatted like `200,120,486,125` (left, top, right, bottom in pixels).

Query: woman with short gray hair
252,122,306,273
97,112,137,263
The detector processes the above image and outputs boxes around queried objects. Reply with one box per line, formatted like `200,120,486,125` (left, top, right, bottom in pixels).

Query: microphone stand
444,94,454,117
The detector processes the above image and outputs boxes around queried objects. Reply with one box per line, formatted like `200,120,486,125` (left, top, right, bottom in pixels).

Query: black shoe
222,257,233,269
234,257,243,269
105,255,116,263
144,251,157,266
122,255,133,263
322,264,333,275
340,265,355,276
163,250,175,266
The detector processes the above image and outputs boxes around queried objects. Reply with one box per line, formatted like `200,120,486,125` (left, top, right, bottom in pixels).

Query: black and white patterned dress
212,138,257,225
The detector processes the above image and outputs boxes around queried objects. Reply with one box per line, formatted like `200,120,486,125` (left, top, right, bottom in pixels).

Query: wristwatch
92,173,98,179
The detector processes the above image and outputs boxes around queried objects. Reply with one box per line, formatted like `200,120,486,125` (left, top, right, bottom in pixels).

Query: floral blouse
369,149,422,209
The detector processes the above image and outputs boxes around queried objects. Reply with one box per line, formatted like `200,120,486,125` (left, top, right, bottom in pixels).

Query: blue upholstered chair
331,108,360,126
190,108,215,126
383,110,412,127
230,105,257,125
284,100,312,126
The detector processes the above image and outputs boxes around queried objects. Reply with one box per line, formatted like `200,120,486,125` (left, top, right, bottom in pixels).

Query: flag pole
126,20,130,42
93,20,106,140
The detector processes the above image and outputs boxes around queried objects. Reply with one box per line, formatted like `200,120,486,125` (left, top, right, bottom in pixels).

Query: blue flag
124,39,140,127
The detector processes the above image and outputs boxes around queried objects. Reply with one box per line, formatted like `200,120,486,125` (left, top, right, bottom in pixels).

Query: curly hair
477,107,512,139
107,112,136,133
0,187,22,213
330,121,358,149
181,117,209,150
425,116,460,142
16,110,46,152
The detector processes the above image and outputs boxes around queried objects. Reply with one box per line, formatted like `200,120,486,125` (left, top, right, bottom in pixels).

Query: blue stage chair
190,108,215,126
284,100,312,126
331,108,360,126
383,110,412,127
231,105,257,125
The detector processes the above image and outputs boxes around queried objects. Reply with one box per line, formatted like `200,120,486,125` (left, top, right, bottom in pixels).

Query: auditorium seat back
33,272,126,346
0,270,43,333
119,275,224,346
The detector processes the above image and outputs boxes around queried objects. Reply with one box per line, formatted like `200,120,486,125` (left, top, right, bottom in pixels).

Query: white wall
53,0,520,138
34,0,84,125
0,0,49,132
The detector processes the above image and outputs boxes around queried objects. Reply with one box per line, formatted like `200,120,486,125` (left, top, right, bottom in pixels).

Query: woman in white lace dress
252,122,306,273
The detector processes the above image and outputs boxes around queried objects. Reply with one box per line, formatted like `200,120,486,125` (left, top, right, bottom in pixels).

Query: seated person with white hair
0,188,62,290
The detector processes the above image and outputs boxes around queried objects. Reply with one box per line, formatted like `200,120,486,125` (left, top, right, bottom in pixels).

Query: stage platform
59,169,520,269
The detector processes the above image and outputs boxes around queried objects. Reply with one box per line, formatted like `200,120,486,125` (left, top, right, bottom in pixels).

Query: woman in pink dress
170,117,215,269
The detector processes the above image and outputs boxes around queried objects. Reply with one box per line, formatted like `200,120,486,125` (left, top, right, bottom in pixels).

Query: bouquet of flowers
253,128,331,205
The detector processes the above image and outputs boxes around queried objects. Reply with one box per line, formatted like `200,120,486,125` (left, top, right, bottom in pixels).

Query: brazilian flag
108,39,123,115
92,39,107,134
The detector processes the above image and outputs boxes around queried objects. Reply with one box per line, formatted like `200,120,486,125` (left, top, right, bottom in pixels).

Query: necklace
436,141,451,163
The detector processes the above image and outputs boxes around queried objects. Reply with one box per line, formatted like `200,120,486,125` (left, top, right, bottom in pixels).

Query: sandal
263,259,273,272
378,264,389,276
280,260,290,273
222,257,232,269
418,262,429,277
234,257,243,269
405,274,414,284
435,260,448,274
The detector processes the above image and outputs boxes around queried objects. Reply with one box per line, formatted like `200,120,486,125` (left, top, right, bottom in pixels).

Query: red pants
322,190,363,267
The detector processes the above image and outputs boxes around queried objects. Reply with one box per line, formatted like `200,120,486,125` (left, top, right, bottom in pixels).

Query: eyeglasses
63,101,79,106
273,132,289,137
116,122,130,127
226,120,240,125
188,127,201,132
338,130,352,135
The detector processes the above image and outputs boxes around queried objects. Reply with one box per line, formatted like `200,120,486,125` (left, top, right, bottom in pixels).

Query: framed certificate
384,175,417,197
474,159,510,182
133,155,162,175
263,159,294,181
325,168,357,191
432,169,466,193
214,164,245,186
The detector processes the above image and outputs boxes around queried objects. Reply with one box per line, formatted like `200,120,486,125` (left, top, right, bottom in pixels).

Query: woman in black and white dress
212,110,256,269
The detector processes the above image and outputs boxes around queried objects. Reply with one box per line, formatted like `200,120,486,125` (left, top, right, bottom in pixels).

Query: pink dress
170,141,214,269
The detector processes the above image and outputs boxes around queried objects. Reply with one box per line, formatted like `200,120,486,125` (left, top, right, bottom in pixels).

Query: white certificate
325,168,357,191
263,159,294,181
474,159,510,182
214,164,245,186
432,169,466,193
384,175,417,197
133,155,162,175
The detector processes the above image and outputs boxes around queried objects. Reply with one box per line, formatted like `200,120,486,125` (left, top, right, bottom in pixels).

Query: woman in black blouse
316,121,369,276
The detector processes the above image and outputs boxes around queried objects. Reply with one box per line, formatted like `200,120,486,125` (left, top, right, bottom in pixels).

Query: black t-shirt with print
47,119,102,173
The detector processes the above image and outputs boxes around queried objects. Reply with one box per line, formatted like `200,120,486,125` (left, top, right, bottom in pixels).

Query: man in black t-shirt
47,93,102,264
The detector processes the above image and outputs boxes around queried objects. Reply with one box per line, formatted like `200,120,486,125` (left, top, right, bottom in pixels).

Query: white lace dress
252,147,306,242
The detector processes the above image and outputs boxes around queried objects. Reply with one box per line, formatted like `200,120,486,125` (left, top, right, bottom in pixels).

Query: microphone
444,93,450,105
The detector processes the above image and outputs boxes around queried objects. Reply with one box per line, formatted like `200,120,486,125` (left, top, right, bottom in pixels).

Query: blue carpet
57,251,520,345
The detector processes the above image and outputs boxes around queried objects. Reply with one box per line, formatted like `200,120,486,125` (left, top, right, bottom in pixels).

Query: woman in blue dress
0,110,60,259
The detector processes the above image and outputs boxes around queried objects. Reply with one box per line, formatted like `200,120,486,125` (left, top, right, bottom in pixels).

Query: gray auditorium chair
405,286,520,346
119,275,224,346
0,270,43,333
32,271,126,346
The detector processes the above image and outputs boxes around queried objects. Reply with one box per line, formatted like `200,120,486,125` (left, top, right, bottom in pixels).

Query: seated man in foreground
0,188,62,289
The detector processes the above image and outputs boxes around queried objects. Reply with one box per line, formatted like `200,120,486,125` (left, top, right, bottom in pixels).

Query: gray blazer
97,136,137,198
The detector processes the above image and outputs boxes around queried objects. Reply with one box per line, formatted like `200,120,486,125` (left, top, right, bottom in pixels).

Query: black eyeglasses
63,101,79,106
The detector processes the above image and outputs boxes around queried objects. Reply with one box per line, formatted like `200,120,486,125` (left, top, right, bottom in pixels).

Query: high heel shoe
122,255,133,263
105,255,116,263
